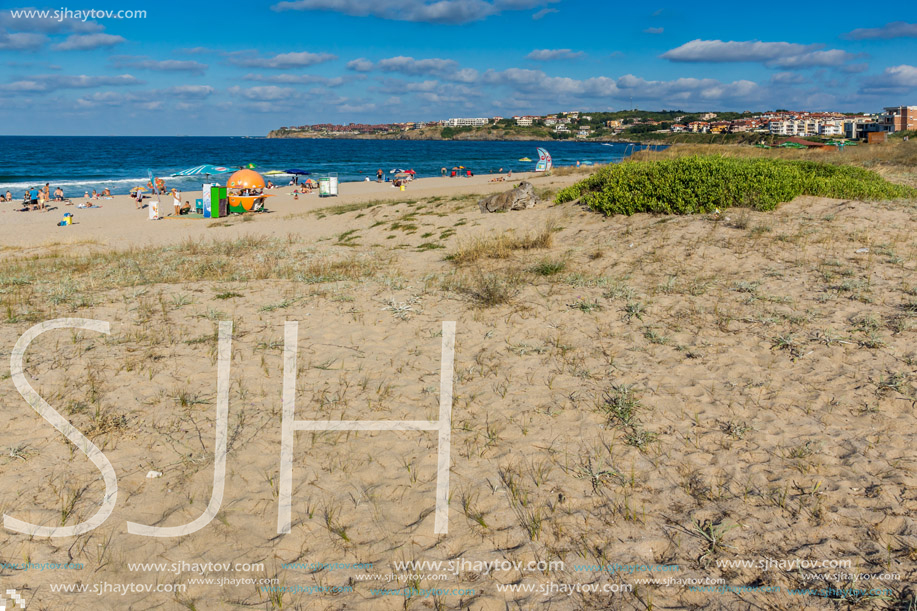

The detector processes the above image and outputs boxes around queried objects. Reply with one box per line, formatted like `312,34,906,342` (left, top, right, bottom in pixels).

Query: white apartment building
515,116,535,126
445,117,489,127
818,122,843,136
769,119,822,136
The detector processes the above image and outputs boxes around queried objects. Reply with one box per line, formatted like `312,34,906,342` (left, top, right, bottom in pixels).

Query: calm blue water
0,137,655,196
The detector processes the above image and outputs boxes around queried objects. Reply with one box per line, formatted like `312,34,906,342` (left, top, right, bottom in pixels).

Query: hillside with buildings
268,106,916,143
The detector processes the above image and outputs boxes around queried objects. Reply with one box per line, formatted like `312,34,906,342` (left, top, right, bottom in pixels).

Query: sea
0,136,656,196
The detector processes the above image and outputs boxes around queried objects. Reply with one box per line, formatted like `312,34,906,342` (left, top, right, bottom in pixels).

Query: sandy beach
0,172,558,255
0,159,915,610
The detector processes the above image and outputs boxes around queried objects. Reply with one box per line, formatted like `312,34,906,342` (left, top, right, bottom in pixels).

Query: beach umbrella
284,168,310,175
263,170,286,175
171,164,232,177
519,157,532,161
130,186,147,192
246,163,257,169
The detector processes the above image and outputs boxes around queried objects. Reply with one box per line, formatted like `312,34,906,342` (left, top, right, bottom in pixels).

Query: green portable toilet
209,186,227,218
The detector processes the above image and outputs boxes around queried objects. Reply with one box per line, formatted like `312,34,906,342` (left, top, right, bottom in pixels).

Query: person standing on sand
172,189,182,216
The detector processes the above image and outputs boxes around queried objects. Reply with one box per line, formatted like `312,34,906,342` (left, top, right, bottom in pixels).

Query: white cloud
112,55,208,74
662,39,853,68
481,67,761,105
177,46,216,54
526,48,583,61
227,50,337,69
861,64,917,91
52,33,125,51
5,73,140,92
0,30,45,50
378,56,457,74
228,85,303,101
768,49,852,68
270,0,558,25
243,73,350,86
531,7,557,19
845,21,917,40
367,55,479,82
346,58,374,72
73,91,168,111
770,72,806,85
165,85,215,98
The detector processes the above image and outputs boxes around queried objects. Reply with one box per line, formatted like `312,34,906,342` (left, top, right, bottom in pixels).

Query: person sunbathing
180,200,192,215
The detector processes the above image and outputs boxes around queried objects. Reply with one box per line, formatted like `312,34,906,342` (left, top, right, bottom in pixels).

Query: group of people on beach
84,188,112,199
3,183,69,212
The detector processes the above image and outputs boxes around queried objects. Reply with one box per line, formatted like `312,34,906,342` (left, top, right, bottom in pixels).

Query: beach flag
535,147,552,172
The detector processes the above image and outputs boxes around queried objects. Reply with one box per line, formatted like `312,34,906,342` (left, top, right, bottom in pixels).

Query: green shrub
555,155,915,216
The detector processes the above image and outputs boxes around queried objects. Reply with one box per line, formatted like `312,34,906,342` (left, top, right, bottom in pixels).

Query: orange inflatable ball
227,169,265,190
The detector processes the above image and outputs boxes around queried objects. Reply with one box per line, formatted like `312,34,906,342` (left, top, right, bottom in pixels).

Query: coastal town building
445,117,489,127
878,106,916,132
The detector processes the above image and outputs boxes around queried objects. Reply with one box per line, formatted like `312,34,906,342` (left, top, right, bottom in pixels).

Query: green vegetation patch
555,155,915,216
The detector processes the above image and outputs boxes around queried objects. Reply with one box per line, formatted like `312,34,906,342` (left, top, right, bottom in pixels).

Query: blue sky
1,0,915,135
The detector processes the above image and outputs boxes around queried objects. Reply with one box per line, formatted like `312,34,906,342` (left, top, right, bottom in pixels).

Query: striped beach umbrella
171,164,232,177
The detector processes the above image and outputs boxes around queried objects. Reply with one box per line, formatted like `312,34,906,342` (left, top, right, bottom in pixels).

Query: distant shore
266,127,773,147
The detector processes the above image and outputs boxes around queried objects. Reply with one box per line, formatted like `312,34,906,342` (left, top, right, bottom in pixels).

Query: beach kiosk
226,169,273,214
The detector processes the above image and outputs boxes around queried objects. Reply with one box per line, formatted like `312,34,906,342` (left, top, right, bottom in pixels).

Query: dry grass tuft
446,222,555,265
